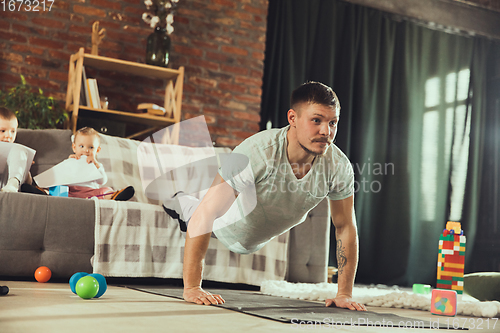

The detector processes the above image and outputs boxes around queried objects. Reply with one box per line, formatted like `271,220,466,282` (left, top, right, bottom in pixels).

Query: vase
146,27,171,67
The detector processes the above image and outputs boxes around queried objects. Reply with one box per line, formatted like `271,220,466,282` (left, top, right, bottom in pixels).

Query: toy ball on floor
75,276,99,299
34,266,52,283
69,272,89,294
89,273,107,298
0,286,9,296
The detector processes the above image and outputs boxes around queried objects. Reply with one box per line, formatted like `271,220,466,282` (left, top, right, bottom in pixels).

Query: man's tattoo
336,239,347,275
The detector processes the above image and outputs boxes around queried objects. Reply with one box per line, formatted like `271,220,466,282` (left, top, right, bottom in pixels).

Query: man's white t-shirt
214,125,354,254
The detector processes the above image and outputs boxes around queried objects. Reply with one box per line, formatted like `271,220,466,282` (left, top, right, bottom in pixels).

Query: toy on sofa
437,221,466,295
49,185,69,197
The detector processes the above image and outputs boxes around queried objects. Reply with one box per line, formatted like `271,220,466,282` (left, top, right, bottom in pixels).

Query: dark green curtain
261,0,496,285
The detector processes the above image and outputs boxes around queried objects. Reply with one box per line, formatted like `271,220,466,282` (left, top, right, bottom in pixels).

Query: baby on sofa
0,106,33,192
22,127,134,201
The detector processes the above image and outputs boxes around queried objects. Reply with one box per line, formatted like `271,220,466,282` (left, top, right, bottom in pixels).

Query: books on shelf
86,78,101,109
137,103,167,116
80,66,101,109
80,66,90,107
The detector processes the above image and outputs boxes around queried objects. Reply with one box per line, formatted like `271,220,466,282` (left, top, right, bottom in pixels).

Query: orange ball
34,266,52,283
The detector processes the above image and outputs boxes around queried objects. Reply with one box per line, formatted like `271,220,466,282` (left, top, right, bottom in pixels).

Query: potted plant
0,75,68,129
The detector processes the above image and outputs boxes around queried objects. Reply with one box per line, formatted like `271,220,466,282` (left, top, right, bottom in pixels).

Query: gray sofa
0,129,331,284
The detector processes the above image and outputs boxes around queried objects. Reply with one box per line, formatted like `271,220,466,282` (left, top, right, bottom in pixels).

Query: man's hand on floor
325,295,367,311
183,286,225,305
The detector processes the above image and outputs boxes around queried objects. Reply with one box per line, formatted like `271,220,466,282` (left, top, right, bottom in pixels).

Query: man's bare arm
325,195,366,311
183,231,221,305
182,173,236,305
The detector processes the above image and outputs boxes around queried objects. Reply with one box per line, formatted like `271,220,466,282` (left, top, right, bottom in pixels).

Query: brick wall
0,0,268,147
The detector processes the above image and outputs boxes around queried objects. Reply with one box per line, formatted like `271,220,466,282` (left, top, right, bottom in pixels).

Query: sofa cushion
16,129,73,176
463,272,500,301
0,191,94,278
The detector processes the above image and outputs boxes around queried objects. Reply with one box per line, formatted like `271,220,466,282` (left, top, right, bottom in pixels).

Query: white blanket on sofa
92,199,289,285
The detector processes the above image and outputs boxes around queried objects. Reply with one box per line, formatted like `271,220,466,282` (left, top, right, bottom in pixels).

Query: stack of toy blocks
437,221,466,295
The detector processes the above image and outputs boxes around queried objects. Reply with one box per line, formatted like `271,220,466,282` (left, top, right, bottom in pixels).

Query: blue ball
89,273,107,298
69,272,89,294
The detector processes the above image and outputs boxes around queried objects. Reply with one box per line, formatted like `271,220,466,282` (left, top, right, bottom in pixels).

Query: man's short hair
73,127,100,144
290,81,340,111
0,106,17,120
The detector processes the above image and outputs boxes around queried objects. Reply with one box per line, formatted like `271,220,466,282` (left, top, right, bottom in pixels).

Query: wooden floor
0,280,497,333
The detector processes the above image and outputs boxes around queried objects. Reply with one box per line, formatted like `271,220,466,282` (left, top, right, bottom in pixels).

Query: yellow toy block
446,221,462,233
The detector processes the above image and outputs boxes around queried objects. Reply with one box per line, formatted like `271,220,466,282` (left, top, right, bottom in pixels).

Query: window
420,69,471,222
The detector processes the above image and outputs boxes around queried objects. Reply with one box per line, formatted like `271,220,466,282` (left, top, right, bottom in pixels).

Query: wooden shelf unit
65,47,184,141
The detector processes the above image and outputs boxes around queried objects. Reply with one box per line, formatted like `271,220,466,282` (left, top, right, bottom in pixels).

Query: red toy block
431,289,457,316
446,267,465,273
436,283,450,289
442,242,454,250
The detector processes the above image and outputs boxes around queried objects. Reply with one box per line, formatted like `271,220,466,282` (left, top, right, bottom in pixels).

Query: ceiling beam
341,0,500,40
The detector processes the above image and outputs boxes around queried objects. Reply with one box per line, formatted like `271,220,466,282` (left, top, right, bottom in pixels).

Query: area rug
125,286,457,329
260,281,500,318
